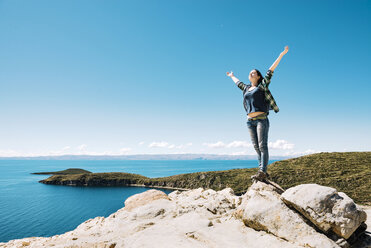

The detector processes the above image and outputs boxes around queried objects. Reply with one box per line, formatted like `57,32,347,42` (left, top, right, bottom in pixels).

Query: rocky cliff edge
1,182,370,248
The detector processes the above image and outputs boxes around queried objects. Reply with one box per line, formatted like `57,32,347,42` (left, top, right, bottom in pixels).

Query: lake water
0,159,277,242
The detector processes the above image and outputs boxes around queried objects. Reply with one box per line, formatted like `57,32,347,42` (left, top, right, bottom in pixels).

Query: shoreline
127,183,190,191
36,152,371,205
40,180,191,192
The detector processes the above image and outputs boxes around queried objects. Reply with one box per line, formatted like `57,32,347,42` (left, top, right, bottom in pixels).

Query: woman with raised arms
226,46,289,181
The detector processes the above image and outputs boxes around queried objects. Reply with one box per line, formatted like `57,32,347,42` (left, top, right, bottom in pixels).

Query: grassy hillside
40,172,148,186
269,152,371,204
39,152,371,204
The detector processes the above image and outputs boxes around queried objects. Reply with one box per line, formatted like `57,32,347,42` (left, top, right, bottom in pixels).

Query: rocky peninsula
38,152,371,204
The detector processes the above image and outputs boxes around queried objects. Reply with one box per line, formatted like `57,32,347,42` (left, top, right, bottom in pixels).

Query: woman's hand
269,46,289,71
226,71,234,77
227,71,240,84
281,46,289,55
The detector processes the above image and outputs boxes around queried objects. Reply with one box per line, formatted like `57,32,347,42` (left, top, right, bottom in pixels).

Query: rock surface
1,183,370,248
281,184,367,239
123,189,170,211
236,182,339,248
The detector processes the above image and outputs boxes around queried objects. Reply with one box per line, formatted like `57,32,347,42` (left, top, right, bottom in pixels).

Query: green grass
39,152,371,204
40,172,148,185
268,152,371,204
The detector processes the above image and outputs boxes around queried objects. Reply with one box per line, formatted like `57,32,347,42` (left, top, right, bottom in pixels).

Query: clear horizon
1,0,370,157
0,151,367,159
0,151,291,158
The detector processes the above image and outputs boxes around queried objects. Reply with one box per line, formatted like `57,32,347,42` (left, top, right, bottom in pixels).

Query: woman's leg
247,120,261,167
257,118,270,172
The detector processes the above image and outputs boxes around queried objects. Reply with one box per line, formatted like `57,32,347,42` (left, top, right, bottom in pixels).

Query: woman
226,46,289,181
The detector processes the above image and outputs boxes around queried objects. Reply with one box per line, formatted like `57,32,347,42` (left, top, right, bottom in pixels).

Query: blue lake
0,159,277,242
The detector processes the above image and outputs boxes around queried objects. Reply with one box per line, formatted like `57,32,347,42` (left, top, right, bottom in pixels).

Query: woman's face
249,70,261,83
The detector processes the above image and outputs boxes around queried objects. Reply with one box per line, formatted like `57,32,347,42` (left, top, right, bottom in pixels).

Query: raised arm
269,46,289,72
226,71,247,91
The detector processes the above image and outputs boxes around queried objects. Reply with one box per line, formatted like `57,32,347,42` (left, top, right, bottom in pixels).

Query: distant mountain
0,154,290,160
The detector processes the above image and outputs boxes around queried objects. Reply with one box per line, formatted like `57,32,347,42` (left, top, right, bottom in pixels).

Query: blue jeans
247,118,269,172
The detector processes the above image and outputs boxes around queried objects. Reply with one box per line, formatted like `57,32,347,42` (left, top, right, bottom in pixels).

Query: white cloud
0,146,135,157
203,141,226,148
226,141,252,148
284,149,319,157
0,149,23,157
268,140,294,150
203,140,252,149
148,141,193,150
138,142,145,146
303,149,318,154
230,151,249,155
149,142,170,148
77,144,87,151
119,148,132,154
49,150,65,155
174,143,192,149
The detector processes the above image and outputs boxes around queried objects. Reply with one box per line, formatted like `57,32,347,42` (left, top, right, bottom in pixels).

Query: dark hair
254,69,264,85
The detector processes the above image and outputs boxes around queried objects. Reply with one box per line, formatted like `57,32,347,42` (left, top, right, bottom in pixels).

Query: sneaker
251,170,267,181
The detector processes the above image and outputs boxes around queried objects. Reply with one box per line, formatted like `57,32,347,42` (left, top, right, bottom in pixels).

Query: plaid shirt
236,70,279,113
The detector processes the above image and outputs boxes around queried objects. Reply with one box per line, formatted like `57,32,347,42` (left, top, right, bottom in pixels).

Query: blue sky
0,0,370,157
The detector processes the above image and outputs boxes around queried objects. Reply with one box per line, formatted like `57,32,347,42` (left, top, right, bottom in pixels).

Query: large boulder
124,189,170,211
236,181,339,248
281,184,367,239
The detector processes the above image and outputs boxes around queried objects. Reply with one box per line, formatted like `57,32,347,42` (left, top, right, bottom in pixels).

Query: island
37,152,371,205
32,168,92,175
